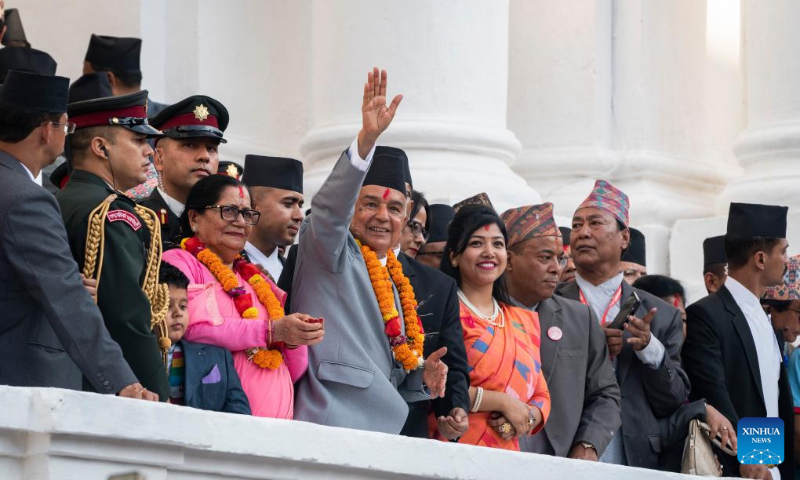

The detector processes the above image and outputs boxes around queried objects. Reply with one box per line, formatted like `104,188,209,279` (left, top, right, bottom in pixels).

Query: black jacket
139,188,182,248
682,285,794,478
556,279,689,469
398,253,470,437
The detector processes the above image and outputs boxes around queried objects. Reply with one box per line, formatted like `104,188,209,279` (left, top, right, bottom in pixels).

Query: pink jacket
163,248,307,418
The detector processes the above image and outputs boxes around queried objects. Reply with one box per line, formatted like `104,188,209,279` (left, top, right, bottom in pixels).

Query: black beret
727,202,788,238
3,10,29,48
0,70,68,113
559,226,571,246
242,155,303,194
85,34,141,72
621,227,646,266
149,95,228,143
703,235,727,266
68,73,113,104
362,154,406,195
0,47,57,82
427,204,455,243
69,90,162,137
217,161,243,180
375,146,410,188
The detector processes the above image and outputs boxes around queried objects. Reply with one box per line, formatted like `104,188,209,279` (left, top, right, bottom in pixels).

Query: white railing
0,386,699,479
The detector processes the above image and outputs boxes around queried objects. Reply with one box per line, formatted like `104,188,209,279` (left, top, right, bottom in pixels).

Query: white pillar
509,0,739,274
717,0,800,212
300,0,540,211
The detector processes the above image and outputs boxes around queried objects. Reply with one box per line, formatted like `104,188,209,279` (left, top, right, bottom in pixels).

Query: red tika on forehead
238,185,244,198
382,188,391,200
484,225,491,231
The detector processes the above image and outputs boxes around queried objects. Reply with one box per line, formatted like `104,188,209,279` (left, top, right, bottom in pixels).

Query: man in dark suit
141,95,229,247
502,203,620,460
556,179,689,469
683,203,794,480
0,70,154,400
241,155,304,282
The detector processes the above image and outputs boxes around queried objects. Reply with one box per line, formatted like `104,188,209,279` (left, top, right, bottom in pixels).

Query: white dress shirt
244,242,284,280
157,187,185,218
725,277,782,418
20,163,36,182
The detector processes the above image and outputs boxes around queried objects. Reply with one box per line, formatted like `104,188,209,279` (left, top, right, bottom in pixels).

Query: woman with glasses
400,190,430,258
162,174,324,418
437,204,550,450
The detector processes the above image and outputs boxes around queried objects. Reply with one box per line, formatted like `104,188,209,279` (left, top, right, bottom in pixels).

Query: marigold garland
181,237,284,369
356,240,425,371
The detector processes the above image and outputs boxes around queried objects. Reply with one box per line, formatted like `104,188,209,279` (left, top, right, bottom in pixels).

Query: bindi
382,188,390,200
484,225,491,231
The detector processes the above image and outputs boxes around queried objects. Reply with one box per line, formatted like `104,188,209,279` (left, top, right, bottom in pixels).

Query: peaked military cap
727,202,788,238
68,73,113,104
242,155,304,194
703,235,727,266
0,70,68,113
0,47,57,83
68,90,162,137
149,95,228,143
218,161,243,180
621,227,646,266
84,34,141,73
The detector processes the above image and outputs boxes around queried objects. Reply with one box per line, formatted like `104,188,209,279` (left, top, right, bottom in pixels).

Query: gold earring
451,260,458,268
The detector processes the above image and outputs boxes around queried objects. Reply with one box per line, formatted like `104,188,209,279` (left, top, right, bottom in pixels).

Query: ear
90,136,107,159
449,251,459,268
505,249,515,272
106,71,121,96
620,228,631,250
704,272,717,292
188,209,199,231
754,251,767,271
153,145,165,173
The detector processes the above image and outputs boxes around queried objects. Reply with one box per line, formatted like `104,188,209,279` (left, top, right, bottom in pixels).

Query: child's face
166,285,189,343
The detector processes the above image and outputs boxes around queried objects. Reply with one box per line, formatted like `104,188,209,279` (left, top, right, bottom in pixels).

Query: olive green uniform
56,169,169,399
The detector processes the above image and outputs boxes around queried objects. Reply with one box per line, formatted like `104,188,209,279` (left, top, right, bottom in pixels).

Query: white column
716,0,800,212
139,0,313,165
300,0,540,211
509,0,740,274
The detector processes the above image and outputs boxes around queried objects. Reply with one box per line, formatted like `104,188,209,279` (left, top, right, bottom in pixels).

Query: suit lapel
556,281,581,302
0,152,29,177
720,285,765,405
538,298,562,381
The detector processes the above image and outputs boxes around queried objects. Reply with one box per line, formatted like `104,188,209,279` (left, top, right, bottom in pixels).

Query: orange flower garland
357,240,425,371
182,237,284,370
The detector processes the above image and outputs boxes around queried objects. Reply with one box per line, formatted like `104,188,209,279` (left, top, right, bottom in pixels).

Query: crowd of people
2,22,800,480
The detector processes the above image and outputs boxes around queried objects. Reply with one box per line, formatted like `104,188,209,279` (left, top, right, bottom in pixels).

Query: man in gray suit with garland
293,68,448,433
0,70,154,401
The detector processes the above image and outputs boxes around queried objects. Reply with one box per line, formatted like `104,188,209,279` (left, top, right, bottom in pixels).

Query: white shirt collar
575,271,624,297
244,242,283,280
19,163,36,182
725,276,764,317
158,187,185,217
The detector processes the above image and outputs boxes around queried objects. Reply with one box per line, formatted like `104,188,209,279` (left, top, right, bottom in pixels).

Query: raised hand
357,67,403,158
625,307,656,351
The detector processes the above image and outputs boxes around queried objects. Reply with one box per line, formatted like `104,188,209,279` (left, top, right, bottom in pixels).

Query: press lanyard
579,285,623,325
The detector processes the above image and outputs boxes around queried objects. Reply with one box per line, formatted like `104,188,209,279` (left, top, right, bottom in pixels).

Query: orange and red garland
357,240,425,371
181,236,284,369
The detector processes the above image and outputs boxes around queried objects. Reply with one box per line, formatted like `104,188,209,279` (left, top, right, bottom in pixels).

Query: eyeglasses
46,121,77,134
406,220,428,239
205,205,261,225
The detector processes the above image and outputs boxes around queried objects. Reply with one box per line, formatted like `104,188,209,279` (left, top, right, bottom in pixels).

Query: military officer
56,90,170,400
140,95,229,246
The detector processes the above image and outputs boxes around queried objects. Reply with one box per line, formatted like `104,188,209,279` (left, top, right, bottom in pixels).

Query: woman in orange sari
437,204,550,450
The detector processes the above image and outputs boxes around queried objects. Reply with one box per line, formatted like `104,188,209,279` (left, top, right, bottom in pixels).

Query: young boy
160,262,251,415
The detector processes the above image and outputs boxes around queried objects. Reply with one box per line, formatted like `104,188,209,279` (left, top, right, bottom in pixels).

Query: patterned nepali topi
501,203,560,249
453,192,494,214
764,255,800,301
575,179,630,227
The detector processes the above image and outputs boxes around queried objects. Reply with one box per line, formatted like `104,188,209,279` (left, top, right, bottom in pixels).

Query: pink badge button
547,326,563,341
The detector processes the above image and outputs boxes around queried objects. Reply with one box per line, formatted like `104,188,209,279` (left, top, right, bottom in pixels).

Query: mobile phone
607,292,641,329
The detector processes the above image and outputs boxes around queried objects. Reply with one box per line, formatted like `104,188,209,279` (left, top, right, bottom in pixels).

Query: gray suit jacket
0,152,137,393
556,280,689,469
519,295,621,457
293,150,426,434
